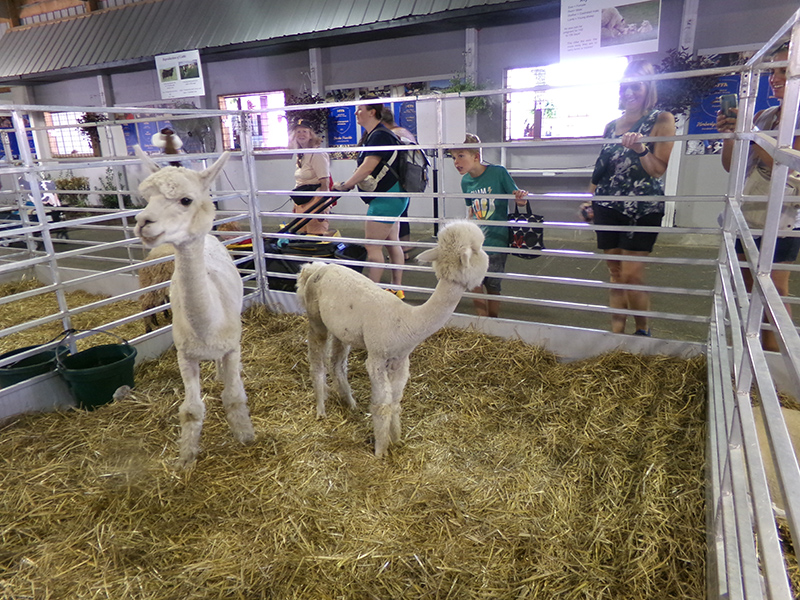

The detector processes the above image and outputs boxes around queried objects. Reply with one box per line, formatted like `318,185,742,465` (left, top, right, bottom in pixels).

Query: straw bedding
0,296,712,599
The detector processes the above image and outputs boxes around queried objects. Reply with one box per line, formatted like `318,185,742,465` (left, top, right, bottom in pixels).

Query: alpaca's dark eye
180,197,193,206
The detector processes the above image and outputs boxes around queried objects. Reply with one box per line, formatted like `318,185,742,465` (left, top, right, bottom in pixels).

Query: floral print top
591,109,665,219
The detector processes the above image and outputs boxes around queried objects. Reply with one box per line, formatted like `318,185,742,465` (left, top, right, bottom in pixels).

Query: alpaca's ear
200,152,231,186
134,145,160,173
416,247,440,264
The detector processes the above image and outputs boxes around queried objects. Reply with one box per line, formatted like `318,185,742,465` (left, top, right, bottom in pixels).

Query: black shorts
592,203,663,253
735,229,800,263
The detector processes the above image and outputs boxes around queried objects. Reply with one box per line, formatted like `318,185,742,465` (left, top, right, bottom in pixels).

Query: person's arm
620,111,675,178
749,111,800,170
501,167,528,206
334,155,381,191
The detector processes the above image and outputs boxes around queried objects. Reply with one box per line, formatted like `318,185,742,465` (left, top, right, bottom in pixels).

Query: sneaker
634,329,651,337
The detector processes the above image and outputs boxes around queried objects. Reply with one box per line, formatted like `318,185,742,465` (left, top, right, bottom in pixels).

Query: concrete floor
5,217,799,347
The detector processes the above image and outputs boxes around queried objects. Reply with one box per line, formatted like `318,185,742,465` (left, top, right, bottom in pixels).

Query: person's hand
333,182,351,192
716,108,737,133
513,189,528,205
579,202,594,223
620,131,647,155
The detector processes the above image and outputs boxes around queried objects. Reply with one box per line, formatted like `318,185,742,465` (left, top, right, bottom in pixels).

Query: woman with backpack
333,100,408,298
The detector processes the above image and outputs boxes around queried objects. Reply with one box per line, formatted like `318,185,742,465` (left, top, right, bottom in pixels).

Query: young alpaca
296,220,488,457
133,147,255,467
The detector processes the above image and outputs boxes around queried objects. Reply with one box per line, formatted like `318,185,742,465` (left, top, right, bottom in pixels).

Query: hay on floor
0,305,709,599
0,278,150,355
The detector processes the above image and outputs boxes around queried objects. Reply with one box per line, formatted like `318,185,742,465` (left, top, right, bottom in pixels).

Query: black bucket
0,344,68,388
334,243,367,273
57,332,136,411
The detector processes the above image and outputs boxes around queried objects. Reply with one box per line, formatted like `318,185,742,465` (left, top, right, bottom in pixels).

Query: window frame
217,91,288,151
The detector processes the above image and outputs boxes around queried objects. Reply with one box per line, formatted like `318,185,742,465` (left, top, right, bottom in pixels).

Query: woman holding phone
716,41,800,351
584,59,676,337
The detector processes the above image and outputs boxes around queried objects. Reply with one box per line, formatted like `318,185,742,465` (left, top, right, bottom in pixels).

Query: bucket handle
0,329,72,370
55,328,131,368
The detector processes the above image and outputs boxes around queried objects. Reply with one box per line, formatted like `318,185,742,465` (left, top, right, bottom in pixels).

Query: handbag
741,167,800,230
508,201,545,259
290,184,321,205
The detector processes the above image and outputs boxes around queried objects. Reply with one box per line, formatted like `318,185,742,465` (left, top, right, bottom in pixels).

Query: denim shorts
735,228,800,263
483,251,508,293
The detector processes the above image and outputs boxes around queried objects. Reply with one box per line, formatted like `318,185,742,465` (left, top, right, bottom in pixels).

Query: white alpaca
133,147,255,467
296,220,489,457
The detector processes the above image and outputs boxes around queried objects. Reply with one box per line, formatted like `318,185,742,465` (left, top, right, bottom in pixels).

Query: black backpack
367,127,430,194
386,133,430,193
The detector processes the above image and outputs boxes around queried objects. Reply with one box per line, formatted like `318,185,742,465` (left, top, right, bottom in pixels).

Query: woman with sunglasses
584,59,675,336
290,118,332,235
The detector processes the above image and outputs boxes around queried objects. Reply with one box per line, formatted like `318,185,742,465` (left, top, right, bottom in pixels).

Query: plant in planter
77,112,109,156
95,167,135,209
53,171,90,207
441,75,493,117
286,92,330,137
655,48,720,118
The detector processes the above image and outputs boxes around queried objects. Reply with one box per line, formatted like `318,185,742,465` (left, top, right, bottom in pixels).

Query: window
218,91,287,150
45,112,94,157
506,57,629,140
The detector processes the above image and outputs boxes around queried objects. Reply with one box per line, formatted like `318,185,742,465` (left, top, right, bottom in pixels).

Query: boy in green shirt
452,133,528,318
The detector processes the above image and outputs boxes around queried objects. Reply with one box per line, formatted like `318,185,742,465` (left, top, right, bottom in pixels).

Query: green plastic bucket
58,341,136,411
0,344,68,388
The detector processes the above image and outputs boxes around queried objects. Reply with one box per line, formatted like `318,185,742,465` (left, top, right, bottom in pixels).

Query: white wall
12,0,800,229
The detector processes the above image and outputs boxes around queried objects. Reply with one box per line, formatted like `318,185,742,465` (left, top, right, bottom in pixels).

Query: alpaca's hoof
236,430,255,445
177,452,198,469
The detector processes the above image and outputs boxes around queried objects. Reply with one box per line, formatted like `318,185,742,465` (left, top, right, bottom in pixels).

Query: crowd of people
280,48,797,348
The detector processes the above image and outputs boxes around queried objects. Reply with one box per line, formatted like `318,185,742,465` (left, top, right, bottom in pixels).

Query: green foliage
95,167,134,209
655,48,720,117
286,92,330,135
442,75,492,116
53,171,89,207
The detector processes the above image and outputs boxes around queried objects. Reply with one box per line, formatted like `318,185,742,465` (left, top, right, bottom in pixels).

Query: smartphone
720,93,738,118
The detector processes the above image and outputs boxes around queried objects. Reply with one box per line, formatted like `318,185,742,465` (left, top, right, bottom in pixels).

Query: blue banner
328,106,357,146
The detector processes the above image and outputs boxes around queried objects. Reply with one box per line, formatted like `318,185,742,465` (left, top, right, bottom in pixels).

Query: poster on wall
328,106,357,146
685,73,778,155
0,115,37,160
155,50,205,100
560,0,660,60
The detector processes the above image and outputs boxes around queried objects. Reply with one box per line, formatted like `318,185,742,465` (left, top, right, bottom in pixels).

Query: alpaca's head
416,221,488,290
134,148,229,248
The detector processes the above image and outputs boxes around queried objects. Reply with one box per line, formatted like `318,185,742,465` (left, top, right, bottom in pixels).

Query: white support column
11,85,50,160
678,0,700,54
465,28,478,82
465,28,478,133
664,0,700,226
96,74,115,106
309,47,323,96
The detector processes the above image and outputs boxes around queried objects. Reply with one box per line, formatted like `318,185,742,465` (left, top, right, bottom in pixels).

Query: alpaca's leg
307,323,329,417
219,349,255,444
387,355,410,444
177,354,205,467
366,355,393,458
330,336,356,411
